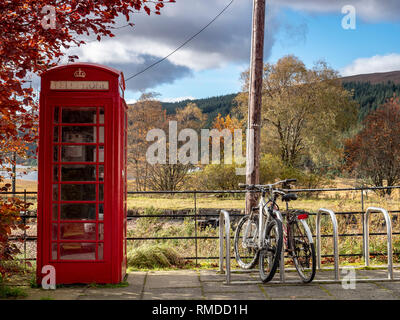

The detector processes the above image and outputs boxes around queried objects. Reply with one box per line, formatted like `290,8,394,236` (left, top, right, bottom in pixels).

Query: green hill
161,71,400,125
161,93,238,127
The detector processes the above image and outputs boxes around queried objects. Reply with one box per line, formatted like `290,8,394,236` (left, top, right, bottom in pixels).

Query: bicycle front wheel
289,219,316,283
234,215,259,269
259,219,283,283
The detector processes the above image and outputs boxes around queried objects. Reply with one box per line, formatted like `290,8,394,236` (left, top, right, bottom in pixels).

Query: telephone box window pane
98,243,104,260
60,223,96,240
52,224,58,240
60,203,96,220
52,184,58,201
99,108,104,124
61,145,96,162
62,107,97,123
62,126,96,143
53,146,59,161
99,146,104,162
53,127,59,142
52,204,58,220
61,184,96,201
53,166,58,181
98,223,104,240
61,165,96,181
99,184,104,201
60,243,96,260
54,107,59,123
98,166,104,181
52,243,58,260
99,126,104,143
98,204,104,221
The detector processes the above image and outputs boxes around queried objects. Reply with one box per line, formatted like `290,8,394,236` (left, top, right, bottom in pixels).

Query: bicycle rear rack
219,207,399,285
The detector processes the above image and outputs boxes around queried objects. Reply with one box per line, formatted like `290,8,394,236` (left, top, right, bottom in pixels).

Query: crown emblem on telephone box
74,68,86,78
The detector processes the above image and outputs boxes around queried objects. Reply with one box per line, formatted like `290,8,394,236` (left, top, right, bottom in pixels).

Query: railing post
361,187,365,263
194,191,198,267
24,189,27,270
364,207,393,280
219,210,231,284
316,208,340,280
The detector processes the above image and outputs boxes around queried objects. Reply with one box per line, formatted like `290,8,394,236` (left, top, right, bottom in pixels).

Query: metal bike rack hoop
364,207,393,280
219,210,231,284
316,208,340,280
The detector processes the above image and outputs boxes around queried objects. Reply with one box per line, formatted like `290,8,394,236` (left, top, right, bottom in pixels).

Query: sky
63,0,400,103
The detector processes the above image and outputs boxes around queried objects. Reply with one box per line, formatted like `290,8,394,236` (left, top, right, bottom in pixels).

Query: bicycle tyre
234,215,259,269
259,218,283,283
289,219,316,283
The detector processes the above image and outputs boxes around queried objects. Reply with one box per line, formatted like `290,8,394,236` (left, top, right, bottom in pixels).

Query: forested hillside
343,81,400,119
161,93,237,127
162,80,400,125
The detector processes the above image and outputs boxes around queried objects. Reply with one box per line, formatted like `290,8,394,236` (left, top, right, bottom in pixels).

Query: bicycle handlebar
238,179,296,191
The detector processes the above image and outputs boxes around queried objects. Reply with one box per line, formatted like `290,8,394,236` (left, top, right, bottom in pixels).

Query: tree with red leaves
0,0,175,170
344,97,400,194
0,0,175,275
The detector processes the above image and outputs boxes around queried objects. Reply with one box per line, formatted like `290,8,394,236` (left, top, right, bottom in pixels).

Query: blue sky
65,1,400,103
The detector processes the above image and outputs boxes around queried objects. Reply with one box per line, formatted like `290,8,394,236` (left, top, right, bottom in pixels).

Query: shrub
192,163,245,190
127,243,183,269
0,183,31,277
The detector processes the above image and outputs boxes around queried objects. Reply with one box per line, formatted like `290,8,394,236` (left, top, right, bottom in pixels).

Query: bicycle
234,179,316,283
234,180,287,282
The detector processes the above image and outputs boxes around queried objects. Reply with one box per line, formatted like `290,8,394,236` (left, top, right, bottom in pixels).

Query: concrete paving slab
145,270,201,289
78,292,141,300
261,284,331,299
204,291,267,300
320,282,400,300
202,281,262,293
18,269,400,300
142,287,203,300
24,287,86,300
201,270,258,282
375,282,400,298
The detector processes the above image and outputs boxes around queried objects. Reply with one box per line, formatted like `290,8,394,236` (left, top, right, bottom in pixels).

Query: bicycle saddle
282,193,298,202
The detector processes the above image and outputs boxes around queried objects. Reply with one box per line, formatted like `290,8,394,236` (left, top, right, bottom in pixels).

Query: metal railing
2,186,400,266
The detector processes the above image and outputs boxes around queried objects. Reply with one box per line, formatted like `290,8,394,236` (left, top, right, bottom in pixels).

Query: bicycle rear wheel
259,219,283,283
289,219,316,283
234,215,259,269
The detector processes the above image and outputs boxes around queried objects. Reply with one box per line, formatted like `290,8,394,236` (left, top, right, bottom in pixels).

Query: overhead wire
125,0,234,82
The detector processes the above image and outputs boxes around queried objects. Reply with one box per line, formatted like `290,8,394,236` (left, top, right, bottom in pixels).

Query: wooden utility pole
246,0,265,214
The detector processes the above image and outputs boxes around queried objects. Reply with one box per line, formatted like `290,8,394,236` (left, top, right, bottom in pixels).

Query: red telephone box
37,63,127,284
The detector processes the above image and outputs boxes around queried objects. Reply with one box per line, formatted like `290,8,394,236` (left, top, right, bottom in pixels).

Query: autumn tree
191,113,246,190
146,103,207,191
344,97,400,194
235,55,358,171
127,92,166,191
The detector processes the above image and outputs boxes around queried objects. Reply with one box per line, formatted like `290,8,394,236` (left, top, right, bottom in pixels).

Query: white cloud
62,0,400,92
340,54,400,76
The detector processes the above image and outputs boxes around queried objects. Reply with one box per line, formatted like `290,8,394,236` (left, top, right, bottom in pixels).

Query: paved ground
22,268,400,300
